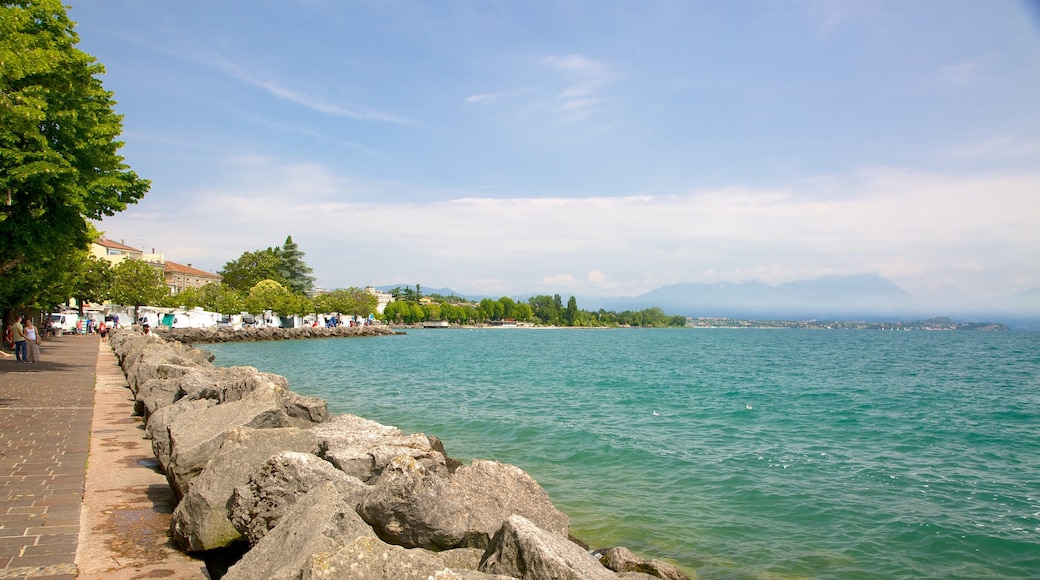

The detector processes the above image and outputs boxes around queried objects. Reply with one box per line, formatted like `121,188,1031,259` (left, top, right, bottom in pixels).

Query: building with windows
366,286,394,314
164,261,223,295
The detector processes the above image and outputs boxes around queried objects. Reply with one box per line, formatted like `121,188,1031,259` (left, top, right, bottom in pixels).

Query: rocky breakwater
109,327,692,580
155,324,397,344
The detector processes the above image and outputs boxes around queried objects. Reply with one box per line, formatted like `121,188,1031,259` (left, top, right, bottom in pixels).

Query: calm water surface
204,328,1040,579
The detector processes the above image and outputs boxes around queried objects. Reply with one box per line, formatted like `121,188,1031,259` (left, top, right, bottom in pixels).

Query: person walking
23,318,40,363
11,315,27,363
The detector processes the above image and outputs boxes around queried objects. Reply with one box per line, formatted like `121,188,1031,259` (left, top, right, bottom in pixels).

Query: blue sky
71,0,1040,307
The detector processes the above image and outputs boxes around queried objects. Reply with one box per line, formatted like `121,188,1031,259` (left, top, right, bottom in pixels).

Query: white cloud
98,160,1040,301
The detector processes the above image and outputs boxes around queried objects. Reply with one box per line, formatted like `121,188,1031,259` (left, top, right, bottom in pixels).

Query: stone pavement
0,335,208,579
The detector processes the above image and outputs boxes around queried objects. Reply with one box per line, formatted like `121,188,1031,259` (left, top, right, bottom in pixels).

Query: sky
67,0,1040,308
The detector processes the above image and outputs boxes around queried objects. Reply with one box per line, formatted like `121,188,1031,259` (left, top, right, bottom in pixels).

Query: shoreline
111,327,692,579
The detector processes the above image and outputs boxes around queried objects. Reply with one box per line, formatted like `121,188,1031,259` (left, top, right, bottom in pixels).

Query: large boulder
308,536,513,580
229,451,367,545
312,414,455,483
171,427,321,552
597,546,690,580
357,457,570,551
134,363,199,417
166,385,294,497
124,341,213,394
479,515,616,580
175,365,290,403
147,398,218,472
221,482,377,580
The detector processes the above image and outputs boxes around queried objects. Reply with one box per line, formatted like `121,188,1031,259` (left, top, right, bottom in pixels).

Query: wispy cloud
212,58,413,124
936,57,990,87
946,137,1040,160
543,54,619,123
465,89,529,105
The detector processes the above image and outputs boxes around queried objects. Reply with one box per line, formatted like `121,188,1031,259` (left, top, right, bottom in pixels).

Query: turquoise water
203,329,1040,579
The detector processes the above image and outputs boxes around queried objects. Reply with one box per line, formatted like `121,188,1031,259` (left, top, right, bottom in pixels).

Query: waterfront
204,328,1040,578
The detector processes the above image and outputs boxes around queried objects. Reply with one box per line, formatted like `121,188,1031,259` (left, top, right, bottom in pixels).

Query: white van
49,312,79,334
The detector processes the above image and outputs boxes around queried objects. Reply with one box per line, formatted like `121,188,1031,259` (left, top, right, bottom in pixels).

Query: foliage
389,285,423,302
162,282,246,314
220,236,315,296
0,0,148,315
109,259,167,317
72,254,112,309
313,287,377,317
245,279,293,315
277,235,315,295
219,248,286,292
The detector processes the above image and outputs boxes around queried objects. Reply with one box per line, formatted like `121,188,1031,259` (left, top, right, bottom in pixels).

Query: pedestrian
98,321,108,342
141,323,151,336
11,315,27,362
3,320,12,350
23,318,40,363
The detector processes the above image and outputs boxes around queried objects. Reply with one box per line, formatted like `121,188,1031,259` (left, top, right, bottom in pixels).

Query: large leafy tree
313,287,377,317
109,259,167,320
277,235,315,295
0,1,149,316
245,279,292,315
220,236,315,295
219,248,286,292
71,254,112,312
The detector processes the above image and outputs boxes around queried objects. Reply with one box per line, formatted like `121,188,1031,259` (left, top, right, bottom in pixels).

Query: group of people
3,315,42,363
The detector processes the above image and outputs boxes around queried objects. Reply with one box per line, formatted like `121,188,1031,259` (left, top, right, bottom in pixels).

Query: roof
95,238,142,252
163,261,223,280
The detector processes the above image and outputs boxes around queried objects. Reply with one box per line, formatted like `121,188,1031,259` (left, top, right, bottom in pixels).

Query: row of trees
1,1,150,322
381,287,687,327
159,280,378,320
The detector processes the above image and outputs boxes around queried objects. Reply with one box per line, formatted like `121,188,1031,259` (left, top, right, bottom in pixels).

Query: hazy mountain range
379,274,1040,329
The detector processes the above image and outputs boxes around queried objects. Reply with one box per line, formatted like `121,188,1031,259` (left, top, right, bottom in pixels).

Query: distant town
684,317,1009,331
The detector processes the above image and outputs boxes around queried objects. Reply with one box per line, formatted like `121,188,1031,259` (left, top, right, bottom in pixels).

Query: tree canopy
278,235,315,295
108,259,166,319
0,0,149,315
220,236,315,295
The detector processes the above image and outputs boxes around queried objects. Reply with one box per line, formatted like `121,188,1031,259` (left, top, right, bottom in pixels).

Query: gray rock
176,365,290,403
166,385,293,497
598,546,691,580
134,363,197,417
308,536,515,580
438,547,487,571
479,515,616,580
229,451,367,545
222,482,377,580
312,414,452,483
147,398,217,472
171,427,321,552
125,342,213,394
358,457,570,551
281,389,333,427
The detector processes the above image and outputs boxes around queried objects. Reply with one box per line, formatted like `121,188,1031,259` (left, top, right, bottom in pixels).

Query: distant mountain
378,277,1040,327
594,274,915,320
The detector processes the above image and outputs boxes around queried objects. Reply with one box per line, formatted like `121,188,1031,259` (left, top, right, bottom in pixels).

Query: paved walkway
0,335,207,579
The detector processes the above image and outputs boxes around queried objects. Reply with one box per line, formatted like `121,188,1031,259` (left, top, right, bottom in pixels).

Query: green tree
314,287,377,317
245,279,292,315
198,283,244,315
109,259,167,320
72,255,112,312
219,248,285,292
0,1,149,316
564,296,579,326
277,235,315,295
